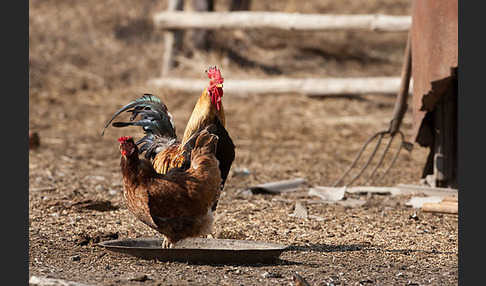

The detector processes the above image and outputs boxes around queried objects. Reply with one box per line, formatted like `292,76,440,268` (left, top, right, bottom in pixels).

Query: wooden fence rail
154,12,411,32
153,2,411,94
148,77,413,96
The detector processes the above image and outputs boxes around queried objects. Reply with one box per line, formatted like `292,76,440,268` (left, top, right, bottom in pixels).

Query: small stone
308,186,345,202
108,189,119,196
129,274,150,282
409,213,419,221
236,189,253,197
86,175,106,182
70,255,81,261
233,168,251,177
261,272,282,279
95,185,105,192
290,201,308,219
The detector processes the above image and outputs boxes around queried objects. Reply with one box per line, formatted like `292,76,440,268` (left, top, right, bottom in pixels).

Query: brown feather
120,131,221,244
152,145,188,174
151,87,231,204
181,88,225,146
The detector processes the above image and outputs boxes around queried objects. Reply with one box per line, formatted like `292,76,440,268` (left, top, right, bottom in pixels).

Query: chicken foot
161,236,174,249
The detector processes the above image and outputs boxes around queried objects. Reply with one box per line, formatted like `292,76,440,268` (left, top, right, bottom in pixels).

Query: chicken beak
120,145,127,157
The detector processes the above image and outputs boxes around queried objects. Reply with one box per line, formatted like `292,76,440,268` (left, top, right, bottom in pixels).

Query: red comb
206,66,224,84
118,136,132,143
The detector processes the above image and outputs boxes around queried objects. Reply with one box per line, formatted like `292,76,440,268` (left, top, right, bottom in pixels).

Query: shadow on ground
288,243,456,255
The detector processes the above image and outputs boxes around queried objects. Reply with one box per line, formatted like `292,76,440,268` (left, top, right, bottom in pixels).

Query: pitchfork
332,33,414,187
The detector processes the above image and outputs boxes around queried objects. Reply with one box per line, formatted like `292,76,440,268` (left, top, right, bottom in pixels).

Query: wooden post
230,0,251,11
191,0,214,51
162,0,184,77
191,0,250,51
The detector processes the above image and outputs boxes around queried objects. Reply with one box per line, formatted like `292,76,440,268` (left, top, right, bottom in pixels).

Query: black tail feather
101,94,177,159
210,118,235,189
101,94,176,138
203,120,235,212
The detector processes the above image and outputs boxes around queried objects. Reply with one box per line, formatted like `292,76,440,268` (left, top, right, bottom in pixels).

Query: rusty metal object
411,0,458,143
411,0,458,188
333,33,413,187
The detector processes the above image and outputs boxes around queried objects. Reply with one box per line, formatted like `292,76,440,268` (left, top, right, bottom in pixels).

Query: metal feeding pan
99,237,289,264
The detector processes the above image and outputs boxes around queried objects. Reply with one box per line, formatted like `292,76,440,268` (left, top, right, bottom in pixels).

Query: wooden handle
441,196,458,203
422,201,458,214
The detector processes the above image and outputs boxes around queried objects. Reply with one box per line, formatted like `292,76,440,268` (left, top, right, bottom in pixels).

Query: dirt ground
29,0,457,285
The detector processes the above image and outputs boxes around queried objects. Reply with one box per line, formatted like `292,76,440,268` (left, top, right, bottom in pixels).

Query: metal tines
333,33,414,188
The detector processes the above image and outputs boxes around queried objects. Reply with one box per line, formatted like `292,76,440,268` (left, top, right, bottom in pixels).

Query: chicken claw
161,237,173,249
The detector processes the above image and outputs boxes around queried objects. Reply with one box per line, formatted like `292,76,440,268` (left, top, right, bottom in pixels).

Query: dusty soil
29,0,457,285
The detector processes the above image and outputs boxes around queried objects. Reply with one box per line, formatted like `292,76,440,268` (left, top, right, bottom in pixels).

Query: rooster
102,66,235,211
117,127,221,247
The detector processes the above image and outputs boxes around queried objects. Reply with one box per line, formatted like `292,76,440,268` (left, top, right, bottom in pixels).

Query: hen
118,127,221,247
102,66,235,211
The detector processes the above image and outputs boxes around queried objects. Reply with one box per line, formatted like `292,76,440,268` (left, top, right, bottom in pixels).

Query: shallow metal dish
99,237,289,264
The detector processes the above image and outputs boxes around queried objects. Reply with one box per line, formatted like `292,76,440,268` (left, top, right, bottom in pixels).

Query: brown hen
118,127,221,247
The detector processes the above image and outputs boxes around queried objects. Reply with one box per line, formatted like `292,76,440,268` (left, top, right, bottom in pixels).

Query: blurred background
29,0,423,191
